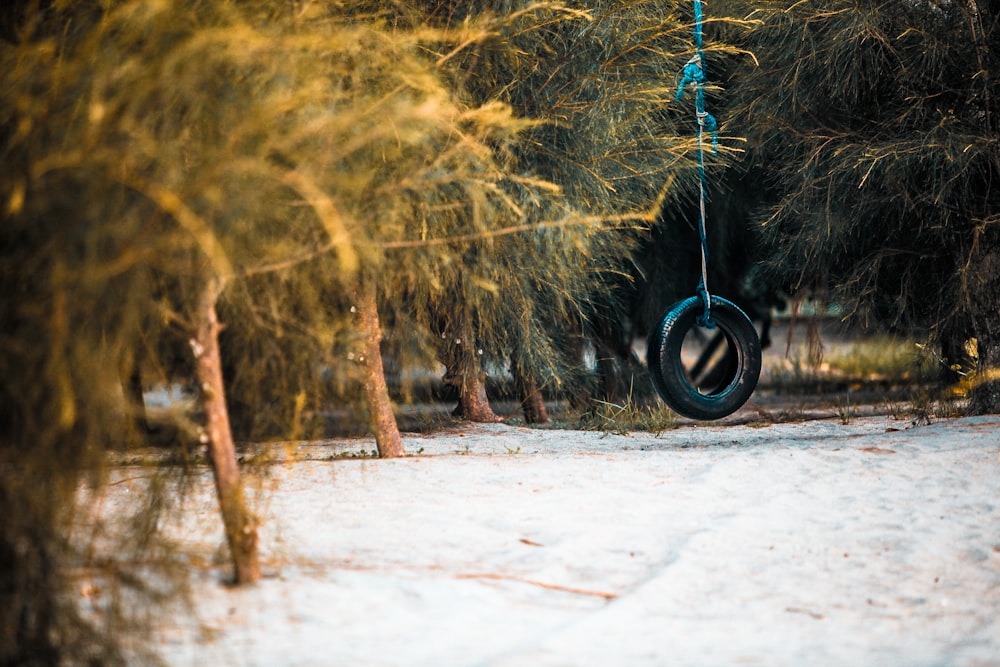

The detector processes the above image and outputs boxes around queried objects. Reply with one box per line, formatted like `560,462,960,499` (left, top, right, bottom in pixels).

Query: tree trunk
512,354,548,424
968,226,1000,415
971,332,1000,414
354,281,405,457
438,314,501,422
518,376,549,425
460,376,500,422
193,277,260,585
119,361,150,444
442,340,501,422
596,346,627,403
939,320,976,385
0,472,63,666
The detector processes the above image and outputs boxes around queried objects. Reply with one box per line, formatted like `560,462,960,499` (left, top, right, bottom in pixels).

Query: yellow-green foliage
1,0,733,660
1,1,543,659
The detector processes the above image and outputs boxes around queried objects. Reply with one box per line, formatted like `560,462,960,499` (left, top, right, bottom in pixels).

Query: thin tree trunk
518,376,549,425
596,346,625,403
354,281,405,457
193,276,260,584
119,361,150,444
512,353,548,424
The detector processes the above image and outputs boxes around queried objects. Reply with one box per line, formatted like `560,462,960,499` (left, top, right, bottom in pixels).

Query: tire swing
648,295,761,421
647,0,761,420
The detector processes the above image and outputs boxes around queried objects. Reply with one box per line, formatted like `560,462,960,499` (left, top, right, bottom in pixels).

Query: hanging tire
647,295,761,420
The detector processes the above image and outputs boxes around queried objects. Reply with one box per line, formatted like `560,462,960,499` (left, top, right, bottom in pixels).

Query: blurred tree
1,12,596,658
0,4,485,660
0,0,766,657
413,0,740,413
271,4,562,435
1,4,196,660
724,0,999,412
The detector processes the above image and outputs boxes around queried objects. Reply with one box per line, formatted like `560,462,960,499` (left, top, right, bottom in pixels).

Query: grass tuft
580,395,679,435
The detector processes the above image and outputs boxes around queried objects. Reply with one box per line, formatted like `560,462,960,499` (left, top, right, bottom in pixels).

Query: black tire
647,295,761,420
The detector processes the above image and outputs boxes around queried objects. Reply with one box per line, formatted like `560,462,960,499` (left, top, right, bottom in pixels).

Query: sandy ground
98,413,1000,667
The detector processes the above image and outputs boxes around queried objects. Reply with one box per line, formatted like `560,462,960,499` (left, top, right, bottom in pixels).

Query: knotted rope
675,0,718,328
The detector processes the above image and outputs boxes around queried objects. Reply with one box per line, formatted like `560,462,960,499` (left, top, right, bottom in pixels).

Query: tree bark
193,277,260,584
443,346,501,422
512,353,548,424
518,376,549,425
455,367,502,422
438,312,501,423
354,281,405,457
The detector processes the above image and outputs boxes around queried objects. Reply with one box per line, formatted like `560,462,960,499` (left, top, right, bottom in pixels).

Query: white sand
108,415,999,666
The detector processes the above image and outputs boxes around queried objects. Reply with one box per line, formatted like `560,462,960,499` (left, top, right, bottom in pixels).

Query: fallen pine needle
457,573,619,600
785,606,824,620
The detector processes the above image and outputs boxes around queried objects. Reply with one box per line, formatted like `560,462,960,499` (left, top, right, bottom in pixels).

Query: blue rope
693,0,703,47
675,0,717,328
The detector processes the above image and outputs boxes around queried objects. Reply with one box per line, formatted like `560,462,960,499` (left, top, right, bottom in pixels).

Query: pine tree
0,3,208,657
410,0,734,411
0,1,492,656
725,0,1000,412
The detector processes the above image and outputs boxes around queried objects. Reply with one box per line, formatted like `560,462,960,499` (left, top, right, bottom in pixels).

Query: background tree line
721,0,999,414
1,0,997,663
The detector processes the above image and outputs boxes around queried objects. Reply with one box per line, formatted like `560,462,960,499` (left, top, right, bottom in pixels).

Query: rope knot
697,111,719,154
696,282,715,329
675,55,705,101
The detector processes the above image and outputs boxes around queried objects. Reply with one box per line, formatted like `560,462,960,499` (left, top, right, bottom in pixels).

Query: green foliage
1,0,740,440
726,0,999,342
0,0,543,658
3,0,736,659
404,1,739,400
